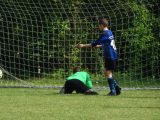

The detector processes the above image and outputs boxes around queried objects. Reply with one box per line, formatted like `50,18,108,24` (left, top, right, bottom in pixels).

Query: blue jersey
91,30,118,60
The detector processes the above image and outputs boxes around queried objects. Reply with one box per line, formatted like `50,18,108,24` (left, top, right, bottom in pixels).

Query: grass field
0,88,160,120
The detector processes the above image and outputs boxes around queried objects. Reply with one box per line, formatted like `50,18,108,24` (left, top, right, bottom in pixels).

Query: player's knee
104,71,112,77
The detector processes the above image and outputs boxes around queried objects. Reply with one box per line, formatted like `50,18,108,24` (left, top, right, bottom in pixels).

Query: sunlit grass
0,88,160,120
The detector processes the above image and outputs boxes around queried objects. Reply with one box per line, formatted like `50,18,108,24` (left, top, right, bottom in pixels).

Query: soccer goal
0,0,159,89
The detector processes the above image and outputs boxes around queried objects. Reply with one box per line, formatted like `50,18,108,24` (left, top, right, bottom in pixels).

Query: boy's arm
86,73,93,89
76,33,107,48
76,44,102,48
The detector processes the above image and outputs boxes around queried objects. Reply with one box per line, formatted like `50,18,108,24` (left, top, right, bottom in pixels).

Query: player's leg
105,70,116,95
104,59,121,95
115,85,121,95
106,71,121,95
64,80,74,94
71,79,89,93
72,79,98,95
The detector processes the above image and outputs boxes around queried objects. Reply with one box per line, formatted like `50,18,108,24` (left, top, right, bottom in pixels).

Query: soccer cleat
59,87,65,94
107,91,116,96
85,90,99,95
115,86,121,95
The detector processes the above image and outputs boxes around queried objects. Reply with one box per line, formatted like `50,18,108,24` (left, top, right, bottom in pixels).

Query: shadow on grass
121,96,160,99
103,106,160,109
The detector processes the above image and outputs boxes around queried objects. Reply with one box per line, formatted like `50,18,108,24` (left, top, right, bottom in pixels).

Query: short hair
99,18,108,27
73,67,80,73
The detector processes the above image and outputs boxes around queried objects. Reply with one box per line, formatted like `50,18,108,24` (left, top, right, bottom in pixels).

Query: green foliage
122,2,153,50
121,1,159,77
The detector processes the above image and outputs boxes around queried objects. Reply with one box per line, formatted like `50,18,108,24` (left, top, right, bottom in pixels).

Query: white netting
0,0,159,89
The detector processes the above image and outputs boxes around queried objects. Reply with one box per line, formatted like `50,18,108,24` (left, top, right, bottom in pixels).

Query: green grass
0,88,160,120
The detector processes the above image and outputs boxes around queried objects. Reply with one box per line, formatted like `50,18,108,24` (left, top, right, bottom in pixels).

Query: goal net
0,0,159,89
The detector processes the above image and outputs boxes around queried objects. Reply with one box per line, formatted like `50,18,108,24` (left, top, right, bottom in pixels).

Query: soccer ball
0,69,3,79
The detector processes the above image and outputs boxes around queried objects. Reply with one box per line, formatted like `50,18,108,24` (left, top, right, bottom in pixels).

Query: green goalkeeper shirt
66,71,93,89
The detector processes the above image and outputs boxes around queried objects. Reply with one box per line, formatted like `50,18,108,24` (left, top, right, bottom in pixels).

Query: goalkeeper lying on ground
60,67,98,95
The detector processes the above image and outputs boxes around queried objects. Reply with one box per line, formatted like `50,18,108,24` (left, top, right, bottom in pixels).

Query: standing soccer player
77,18,121,96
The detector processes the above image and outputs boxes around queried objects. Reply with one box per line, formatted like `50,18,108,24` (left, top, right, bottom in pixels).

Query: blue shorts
104,58,116,70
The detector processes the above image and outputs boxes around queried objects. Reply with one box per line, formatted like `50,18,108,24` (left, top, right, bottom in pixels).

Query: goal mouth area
0,0,159,89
